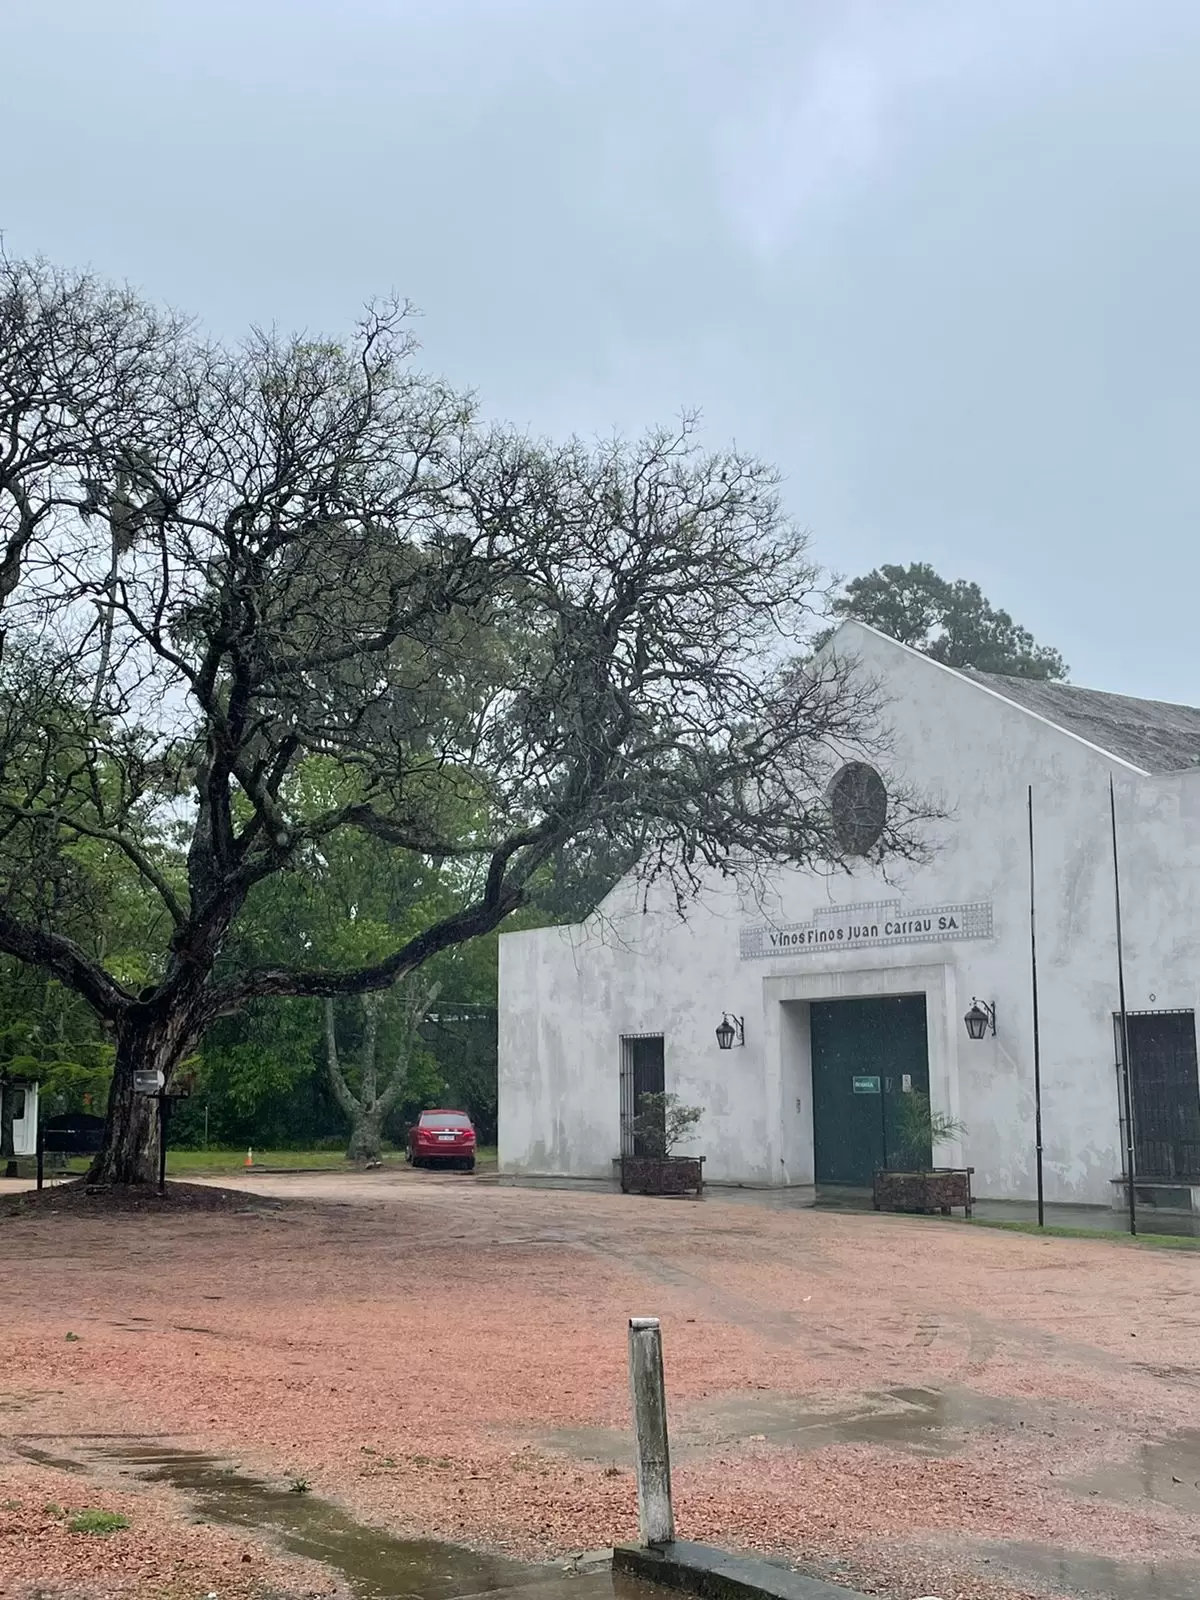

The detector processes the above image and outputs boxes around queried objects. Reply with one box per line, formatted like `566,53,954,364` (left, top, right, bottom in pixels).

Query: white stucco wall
0,1080,38,1157
499,622,1200,1204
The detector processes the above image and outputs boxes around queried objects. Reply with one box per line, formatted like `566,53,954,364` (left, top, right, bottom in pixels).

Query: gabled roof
831,621,1200,776
960,672,1200,775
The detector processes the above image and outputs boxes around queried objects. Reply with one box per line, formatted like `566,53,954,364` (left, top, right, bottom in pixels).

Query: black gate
1119,1010,1200,1180
36,1111,105,1189
619,1035,665,1157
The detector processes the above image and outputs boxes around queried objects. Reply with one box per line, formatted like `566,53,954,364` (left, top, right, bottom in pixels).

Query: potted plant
620,1092,705,1197
872,1092,974,1216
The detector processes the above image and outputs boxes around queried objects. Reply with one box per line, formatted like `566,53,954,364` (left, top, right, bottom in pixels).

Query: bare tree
323,981,439,1163
0,254,184,631
0,255,933,1185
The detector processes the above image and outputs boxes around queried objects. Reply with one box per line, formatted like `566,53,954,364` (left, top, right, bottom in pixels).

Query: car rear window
419,1112,471,1128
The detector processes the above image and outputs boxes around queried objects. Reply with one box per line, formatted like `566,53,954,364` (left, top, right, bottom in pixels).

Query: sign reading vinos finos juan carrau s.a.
739,899,993,960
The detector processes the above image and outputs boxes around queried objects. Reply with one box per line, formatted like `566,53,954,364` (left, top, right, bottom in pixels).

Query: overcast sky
5,0,1199,699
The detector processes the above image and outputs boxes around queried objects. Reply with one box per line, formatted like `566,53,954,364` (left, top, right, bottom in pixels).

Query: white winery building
498,622,1200,1210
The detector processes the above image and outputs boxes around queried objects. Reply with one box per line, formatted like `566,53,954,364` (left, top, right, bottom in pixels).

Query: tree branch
0,801,187,927
210,882,525,1010
377,979,440,1117
0,908,131,1021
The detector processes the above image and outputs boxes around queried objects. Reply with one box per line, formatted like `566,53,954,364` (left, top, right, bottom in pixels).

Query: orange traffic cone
244,1148,254,1168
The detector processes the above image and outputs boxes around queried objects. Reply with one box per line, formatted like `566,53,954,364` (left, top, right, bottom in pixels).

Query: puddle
690,1384,1025,1454
12,1443,89,1474
977,1540,1200,1600
1071,1430,1200,1514
535,1385,1033,1464
70,1444,652,1600
14,1436,1200,1600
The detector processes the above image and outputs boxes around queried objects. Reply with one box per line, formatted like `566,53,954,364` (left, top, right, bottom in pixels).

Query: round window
828,762,888,856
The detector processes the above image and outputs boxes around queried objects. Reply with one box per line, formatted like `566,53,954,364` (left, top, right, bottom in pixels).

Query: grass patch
68,1509,129,1535
62,1147,391,1177
170,1144,497,1175
60,1144,497,1178
967,1217,1200,1250
168,1148,366,1175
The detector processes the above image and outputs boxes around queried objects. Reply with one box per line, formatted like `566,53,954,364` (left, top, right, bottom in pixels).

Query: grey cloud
3,0,1198,697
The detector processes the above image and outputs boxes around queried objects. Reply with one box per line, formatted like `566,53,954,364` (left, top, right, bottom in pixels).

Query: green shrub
630,1092,704,1158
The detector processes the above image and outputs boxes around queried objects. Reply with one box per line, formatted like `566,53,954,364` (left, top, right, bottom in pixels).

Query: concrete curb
612,1542,871,1600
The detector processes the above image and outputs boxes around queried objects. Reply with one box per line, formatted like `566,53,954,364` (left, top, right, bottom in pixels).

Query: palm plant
895,1091,966,1170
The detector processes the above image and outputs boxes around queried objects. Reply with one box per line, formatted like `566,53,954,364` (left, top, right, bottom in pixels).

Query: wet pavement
529,1384,1042,1466
491,1172,1200,1238
15,1418,1200,1600
968,1196,1200,1239
14,1439,660,1600
1070,1428,1200,1516
524,1385,1200,1599
814,1185,1200,1238
974,1540,1200,1600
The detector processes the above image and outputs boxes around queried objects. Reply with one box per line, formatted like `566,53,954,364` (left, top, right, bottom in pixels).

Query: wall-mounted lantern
964,998,996,1040
715,1013,745,1050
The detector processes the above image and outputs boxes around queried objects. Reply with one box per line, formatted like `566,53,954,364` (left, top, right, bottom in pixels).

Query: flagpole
1109,777,1137,1237
1028,786,1044,1227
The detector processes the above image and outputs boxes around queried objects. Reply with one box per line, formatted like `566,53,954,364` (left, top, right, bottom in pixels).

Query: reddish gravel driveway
1,1170,1198,1600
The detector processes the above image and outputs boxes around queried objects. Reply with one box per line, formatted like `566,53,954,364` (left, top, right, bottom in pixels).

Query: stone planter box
873,1166,974,1216
619,1155,705,1197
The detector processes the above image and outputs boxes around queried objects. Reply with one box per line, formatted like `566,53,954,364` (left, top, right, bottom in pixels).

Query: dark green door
811,995,930,1185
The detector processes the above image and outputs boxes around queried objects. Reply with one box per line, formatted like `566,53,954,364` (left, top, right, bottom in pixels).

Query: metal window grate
1114,1009,1200,1181
619,1035,665,1157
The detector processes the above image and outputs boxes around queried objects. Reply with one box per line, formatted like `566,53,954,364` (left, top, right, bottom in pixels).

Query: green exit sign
852,1075,881,1095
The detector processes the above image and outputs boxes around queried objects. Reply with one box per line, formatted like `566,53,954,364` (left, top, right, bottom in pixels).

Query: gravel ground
1,1170,1197,1600
0,1457,340,1599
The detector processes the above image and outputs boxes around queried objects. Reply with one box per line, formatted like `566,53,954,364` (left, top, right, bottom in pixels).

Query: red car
407,1109,477,1171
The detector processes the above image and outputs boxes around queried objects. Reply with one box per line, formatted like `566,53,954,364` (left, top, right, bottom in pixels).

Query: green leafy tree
819,563,1067,680
0,637,165,1168
0,255,932,1185
182,763,505,1154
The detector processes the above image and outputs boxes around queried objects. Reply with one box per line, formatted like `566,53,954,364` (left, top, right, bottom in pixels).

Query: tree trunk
360,995,379,1110
345,1107,384,1164
0,1075,16,1179
324,987,436,1165
88,1011,194,1185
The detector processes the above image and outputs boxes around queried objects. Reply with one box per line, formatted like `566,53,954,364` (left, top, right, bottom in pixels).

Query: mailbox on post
132,1069,192,1195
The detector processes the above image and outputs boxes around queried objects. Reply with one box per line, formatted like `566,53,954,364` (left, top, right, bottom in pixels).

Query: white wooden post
628,1316,674,1547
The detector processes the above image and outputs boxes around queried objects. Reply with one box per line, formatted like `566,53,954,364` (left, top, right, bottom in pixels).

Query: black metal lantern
715,1013,745,1050
964,998,996,1040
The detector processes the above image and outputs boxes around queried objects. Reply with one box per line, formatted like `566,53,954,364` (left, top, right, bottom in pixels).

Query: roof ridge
828,620,1200,776
965,667,1200,718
